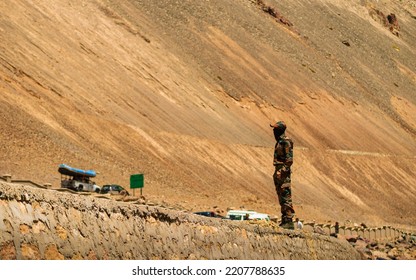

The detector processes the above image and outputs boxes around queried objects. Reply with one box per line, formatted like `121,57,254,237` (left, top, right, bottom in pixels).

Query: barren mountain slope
0,0,415,228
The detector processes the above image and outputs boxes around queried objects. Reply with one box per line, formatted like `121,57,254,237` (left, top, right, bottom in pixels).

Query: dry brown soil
0,0,415,231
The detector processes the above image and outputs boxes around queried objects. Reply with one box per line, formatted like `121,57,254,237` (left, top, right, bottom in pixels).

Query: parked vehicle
61,179,101,193
225,210,270,221
248,213,270,221
100,184,129,195
193,211,223,218
58,164,101,193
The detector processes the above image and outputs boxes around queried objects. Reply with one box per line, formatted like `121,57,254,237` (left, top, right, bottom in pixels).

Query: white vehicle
61,179,101,193
226,210,270,221
58,164,101,193
248,213,271,221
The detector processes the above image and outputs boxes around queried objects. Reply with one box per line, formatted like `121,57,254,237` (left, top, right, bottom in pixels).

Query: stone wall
0,182,361,260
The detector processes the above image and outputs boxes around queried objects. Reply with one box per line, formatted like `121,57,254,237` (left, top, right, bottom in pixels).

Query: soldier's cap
270,121,286,130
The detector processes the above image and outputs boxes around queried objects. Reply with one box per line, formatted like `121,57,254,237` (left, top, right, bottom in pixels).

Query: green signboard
130,174,144,189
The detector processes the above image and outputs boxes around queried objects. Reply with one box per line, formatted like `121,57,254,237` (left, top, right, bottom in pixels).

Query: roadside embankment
0,182,361,260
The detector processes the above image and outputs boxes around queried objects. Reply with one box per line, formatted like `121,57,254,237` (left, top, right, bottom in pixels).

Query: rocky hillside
0,0,415,232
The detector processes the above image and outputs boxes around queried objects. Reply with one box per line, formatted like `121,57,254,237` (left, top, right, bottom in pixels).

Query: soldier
270,121,295,229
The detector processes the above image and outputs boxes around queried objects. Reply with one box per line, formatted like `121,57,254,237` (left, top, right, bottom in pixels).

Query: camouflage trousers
273,167,295,222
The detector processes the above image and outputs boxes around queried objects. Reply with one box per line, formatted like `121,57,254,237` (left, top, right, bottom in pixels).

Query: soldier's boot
279,217,294,230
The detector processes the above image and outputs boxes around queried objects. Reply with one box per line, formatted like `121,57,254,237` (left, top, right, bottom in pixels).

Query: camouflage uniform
271,121,295,227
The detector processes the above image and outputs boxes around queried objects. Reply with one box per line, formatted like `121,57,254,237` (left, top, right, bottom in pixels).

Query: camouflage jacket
273,134,293,169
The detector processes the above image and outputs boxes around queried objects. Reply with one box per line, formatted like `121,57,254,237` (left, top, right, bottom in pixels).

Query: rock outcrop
0,182,361,260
